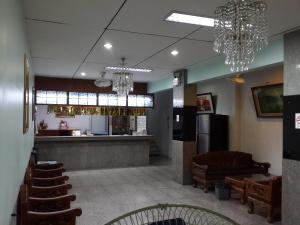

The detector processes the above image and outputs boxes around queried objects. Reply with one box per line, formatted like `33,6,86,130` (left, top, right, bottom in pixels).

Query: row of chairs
17,155,82,225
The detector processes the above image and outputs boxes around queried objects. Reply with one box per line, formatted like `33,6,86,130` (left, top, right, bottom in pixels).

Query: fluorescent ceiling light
106,66,152,73
165,12,214,27
171,50,179,56
104,42,113,49
81,72,86,76
296,64,300,70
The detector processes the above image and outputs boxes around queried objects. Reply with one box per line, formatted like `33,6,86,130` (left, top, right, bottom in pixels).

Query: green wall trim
148,76,173,93
148,36,283,93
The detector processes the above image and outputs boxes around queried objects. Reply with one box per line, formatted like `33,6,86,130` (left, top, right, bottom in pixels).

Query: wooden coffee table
225,174,272,204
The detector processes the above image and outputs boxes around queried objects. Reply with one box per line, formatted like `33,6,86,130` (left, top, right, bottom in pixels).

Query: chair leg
193,180,198,188
203,183,209,193
248,199,254,214
267,205,274,223
241,192,247,204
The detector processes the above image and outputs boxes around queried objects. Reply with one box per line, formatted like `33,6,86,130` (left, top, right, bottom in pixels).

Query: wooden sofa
192,151,270,192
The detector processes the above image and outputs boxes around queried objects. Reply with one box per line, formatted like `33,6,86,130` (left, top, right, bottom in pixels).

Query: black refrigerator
197,114,229,153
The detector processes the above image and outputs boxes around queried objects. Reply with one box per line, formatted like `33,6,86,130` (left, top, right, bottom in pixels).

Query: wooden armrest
27,208,82,224
35,163,63,170
192,162,208,170
33,167,66,178
28,194,76,212
30,184,72,198
29,194,76,202
32,176,69,187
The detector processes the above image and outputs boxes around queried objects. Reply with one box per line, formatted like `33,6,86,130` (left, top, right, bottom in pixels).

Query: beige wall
240,66,283,175
197,65,283,175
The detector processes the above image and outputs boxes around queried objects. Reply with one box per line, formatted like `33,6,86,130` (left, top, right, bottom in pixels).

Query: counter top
35,135,153,142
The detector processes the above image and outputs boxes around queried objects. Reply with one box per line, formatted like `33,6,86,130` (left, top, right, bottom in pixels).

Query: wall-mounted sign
295,113,300,129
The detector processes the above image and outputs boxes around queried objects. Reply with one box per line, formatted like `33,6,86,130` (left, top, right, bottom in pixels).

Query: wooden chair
32,176,69,187
25,168,72,198
246,176,282,223
19,185,82,225
32,167,66,178
29,156,66,178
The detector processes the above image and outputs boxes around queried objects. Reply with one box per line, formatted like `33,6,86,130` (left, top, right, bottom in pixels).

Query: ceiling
25,0,300,82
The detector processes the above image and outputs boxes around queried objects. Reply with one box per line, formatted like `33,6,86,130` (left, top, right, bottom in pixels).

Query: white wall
0,0,34,224
197,79,240,150
240,66,283,175
147,90,173,158
36,105,107,134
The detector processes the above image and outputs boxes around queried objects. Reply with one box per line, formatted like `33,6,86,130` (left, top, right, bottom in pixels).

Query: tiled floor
68,162,281,225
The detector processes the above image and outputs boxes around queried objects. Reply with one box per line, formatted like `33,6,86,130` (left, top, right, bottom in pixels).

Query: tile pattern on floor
67,165,281,225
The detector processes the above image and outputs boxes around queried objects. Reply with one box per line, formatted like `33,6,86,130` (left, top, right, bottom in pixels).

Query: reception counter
34,135,153,170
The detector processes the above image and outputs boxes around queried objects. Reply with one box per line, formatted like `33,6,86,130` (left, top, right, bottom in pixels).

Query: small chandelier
213,0,268,72
112,58,134,95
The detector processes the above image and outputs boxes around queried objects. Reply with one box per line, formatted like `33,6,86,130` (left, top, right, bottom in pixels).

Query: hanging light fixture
213,0,268,72
112,58,134,95
94,71,112,88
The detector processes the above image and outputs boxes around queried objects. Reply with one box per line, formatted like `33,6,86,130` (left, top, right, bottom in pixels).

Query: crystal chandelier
213,0,268,72
112,58,134,95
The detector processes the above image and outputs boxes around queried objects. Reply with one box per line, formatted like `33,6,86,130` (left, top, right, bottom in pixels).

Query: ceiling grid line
106,28,213,43
71,0,128,79
133,27,204,68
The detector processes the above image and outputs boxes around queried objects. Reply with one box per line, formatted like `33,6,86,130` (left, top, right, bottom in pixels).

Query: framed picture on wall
196,93,215,114
23,54,30,134
251,83,283,118
32,86,36,121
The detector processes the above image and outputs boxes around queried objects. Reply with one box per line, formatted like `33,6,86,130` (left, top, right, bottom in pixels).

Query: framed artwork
196,93,215,114
251,83,283,118
23,54,30,133
32,87,36,121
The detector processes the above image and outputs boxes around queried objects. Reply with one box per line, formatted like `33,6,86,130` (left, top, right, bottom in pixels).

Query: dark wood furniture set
192,151,270,192
192,151,281,223
17,155,82,225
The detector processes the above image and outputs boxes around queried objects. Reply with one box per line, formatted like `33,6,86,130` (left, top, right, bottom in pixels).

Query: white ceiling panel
265,0,300,36
110,0,220,38
27,20,101,62
188,27,215,42
25,0,300,82
75,62,172,82
138,40,217,70
32,58,79,77
86,30,178,66
25,0,124,28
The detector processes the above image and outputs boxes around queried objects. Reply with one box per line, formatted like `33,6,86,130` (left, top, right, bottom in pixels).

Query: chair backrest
27,208,82,225
193,151,253,169
18,185,81,225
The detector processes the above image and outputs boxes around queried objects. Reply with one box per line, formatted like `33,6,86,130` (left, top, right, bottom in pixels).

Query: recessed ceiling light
105,66,152,73
296,64,300,70
165,12,214,27
104,42,113,49
171,50,179,56
81,72,86,76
